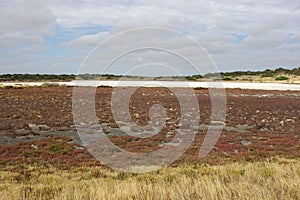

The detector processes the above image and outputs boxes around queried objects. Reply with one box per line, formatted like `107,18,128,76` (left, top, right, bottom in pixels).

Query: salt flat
1,80,300,91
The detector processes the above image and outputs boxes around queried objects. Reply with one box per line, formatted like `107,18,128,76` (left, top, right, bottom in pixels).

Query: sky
0,0,300,75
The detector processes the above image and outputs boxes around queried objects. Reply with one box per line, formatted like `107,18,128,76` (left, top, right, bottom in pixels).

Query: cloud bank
0,0,299,74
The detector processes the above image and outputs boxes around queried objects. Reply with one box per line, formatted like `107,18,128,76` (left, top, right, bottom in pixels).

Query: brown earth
0,86,299,169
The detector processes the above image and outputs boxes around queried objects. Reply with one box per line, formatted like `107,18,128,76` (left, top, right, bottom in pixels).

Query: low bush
275,76,289,81
222,77,233,81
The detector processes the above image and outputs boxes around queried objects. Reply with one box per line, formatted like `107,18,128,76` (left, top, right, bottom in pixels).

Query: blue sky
0,0,299,75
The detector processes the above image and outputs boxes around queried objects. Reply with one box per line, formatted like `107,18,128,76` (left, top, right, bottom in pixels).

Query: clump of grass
46,143,72,155
0,158,300,200
1,85,23,89
41,83,65,87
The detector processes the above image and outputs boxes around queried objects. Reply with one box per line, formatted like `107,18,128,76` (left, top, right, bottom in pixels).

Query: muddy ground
0,86,299,168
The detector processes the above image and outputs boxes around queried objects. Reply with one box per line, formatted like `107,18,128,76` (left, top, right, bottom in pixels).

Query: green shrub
41,83,60,87
185,76,196,81
2,85,23,89
3,85,14,89
291,68,300,76
192,75,203,79
222,77,233,81
261,73,275,78
275,76,289,81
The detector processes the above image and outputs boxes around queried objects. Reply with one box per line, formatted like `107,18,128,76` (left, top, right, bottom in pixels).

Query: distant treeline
178,67,300,81
0,67,299,82
220,67,300,78
0,74,76,82
0,73,143,82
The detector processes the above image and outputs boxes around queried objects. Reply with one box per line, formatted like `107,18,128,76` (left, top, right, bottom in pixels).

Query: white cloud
61,32,110,47
243,30,288,49
1,0,300,73
0,32,44,48
0,0,56,35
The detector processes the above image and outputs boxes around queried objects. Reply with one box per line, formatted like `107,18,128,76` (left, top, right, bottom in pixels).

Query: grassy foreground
0,158,300,200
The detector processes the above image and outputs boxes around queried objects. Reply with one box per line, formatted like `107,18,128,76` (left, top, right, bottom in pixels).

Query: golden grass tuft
0,158,299,200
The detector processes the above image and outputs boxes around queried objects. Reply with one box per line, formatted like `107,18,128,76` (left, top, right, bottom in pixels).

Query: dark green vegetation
220,67,300,78
0,67,299,82
222,77,233,81
275,76,290,81
0,74,76,82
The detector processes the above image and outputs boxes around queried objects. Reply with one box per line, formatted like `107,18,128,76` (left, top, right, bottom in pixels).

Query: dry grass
0,158,300,200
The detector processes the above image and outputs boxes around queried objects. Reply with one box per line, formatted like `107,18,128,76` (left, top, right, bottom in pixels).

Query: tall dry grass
0,158,299,200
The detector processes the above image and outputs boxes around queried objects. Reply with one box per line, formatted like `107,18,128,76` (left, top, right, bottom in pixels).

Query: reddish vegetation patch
0,86,299,168
0,137,101,169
